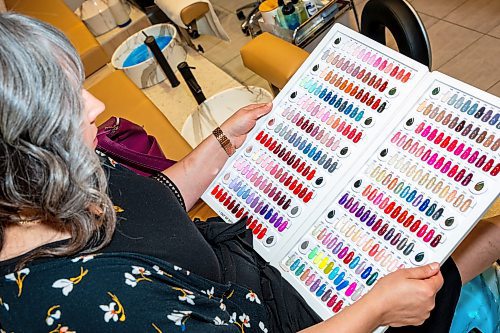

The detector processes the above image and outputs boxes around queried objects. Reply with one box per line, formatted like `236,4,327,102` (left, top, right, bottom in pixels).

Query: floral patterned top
0,252,271,332
0,156,271,332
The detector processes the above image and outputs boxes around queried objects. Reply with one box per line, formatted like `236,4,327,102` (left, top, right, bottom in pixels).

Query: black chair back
360,0,432,69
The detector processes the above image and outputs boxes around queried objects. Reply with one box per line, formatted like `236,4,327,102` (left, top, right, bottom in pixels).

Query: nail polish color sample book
202,24,500,329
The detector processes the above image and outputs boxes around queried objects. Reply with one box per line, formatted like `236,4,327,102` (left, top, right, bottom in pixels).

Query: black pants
196,218,462,333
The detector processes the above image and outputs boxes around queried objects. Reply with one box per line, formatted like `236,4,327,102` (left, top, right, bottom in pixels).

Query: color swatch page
201,24,429,262
277,71,500,325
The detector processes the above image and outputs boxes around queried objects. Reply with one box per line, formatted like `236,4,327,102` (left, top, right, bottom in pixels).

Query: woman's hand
299,263,444,333
366,263,444,327
162,103,272,211
220,103,273,149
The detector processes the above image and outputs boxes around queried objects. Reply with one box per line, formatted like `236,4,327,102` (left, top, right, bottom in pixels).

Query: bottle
276,0,287,28
291,0,308,24
303,0,318,17
313,0,325,9
281,3,300,30
108,0,131,27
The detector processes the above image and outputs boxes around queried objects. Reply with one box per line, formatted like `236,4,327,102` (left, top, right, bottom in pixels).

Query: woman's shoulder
0,253,269,332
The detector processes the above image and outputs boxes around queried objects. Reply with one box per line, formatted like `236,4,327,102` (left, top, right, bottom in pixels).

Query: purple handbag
96,117,176,177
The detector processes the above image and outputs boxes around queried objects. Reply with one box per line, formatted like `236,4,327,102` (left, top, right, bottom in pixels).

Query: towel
155,0,230,42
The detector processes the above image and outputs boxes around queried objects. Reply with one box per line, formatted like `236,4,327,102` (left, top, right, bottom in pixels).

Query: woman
0,12,496,333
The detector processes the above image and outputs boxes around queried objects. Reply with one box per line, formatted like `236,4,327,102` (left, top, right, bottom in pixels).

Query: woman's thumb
402,263,440,280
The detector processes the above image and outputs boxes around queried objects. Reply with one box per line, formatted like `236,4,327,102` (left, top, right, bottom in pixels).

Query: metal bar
293,0,351,48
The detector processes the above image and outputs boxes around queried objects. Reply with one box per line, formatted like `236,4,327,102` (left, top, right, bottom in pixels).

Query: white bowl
111,23,187,88
181,86,274,148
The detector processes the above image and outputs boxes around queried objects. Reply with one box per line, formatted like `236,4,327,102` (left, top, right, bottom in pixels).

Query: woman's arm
299,263,443,333
299,293,381,333
452,215,500,284
162,103,272,211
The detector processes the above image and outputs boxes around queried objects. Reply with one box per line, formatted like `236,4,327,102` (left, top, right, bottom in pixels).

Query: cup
259,0,279,25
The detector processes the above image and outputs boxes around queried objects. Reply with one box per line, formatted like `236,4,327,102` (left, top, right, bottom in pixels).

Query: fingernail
430,263,439,271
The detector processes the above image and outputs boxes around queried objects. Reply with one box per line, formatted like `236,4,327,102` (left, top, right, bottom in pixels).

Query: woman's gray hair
0,13,116,265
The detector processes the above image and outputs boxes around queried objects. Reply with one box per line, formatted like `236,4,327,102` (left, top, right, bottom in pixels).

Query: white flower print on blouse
219,300,227,311
213,316,228,326
52,279,74,296
202,286,214,299
152,265,172,278
172,287,195,305
124,273,138,288
0,297,9,311
5,268,30,297
100,302,119,322
107,156,118,167
230,312,251,331
99,292,126,323
167,310,192,330
131,266,151,276
124,266,152,287
52,267,88,296
71,255,94,263
259,321,268,333
239,314,250,328
245,291,261,304
45,305,61,326
174,265,191,276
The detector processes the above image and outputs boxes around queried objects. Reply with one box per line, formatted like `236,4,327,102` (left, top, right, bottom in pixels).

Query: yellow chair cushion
86,70,193,162
483,200,500,220
180,2,209,25
187,200,218,221
5,0,109,77
240,32,309,90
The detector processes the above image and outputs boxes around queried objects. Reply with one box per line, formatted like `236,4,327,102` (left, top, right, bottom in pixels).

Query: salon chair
241,0,432,94
361,0,432,69
4,0,109,77
181,2,212,52
158,1,210,52
180,2,210,38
